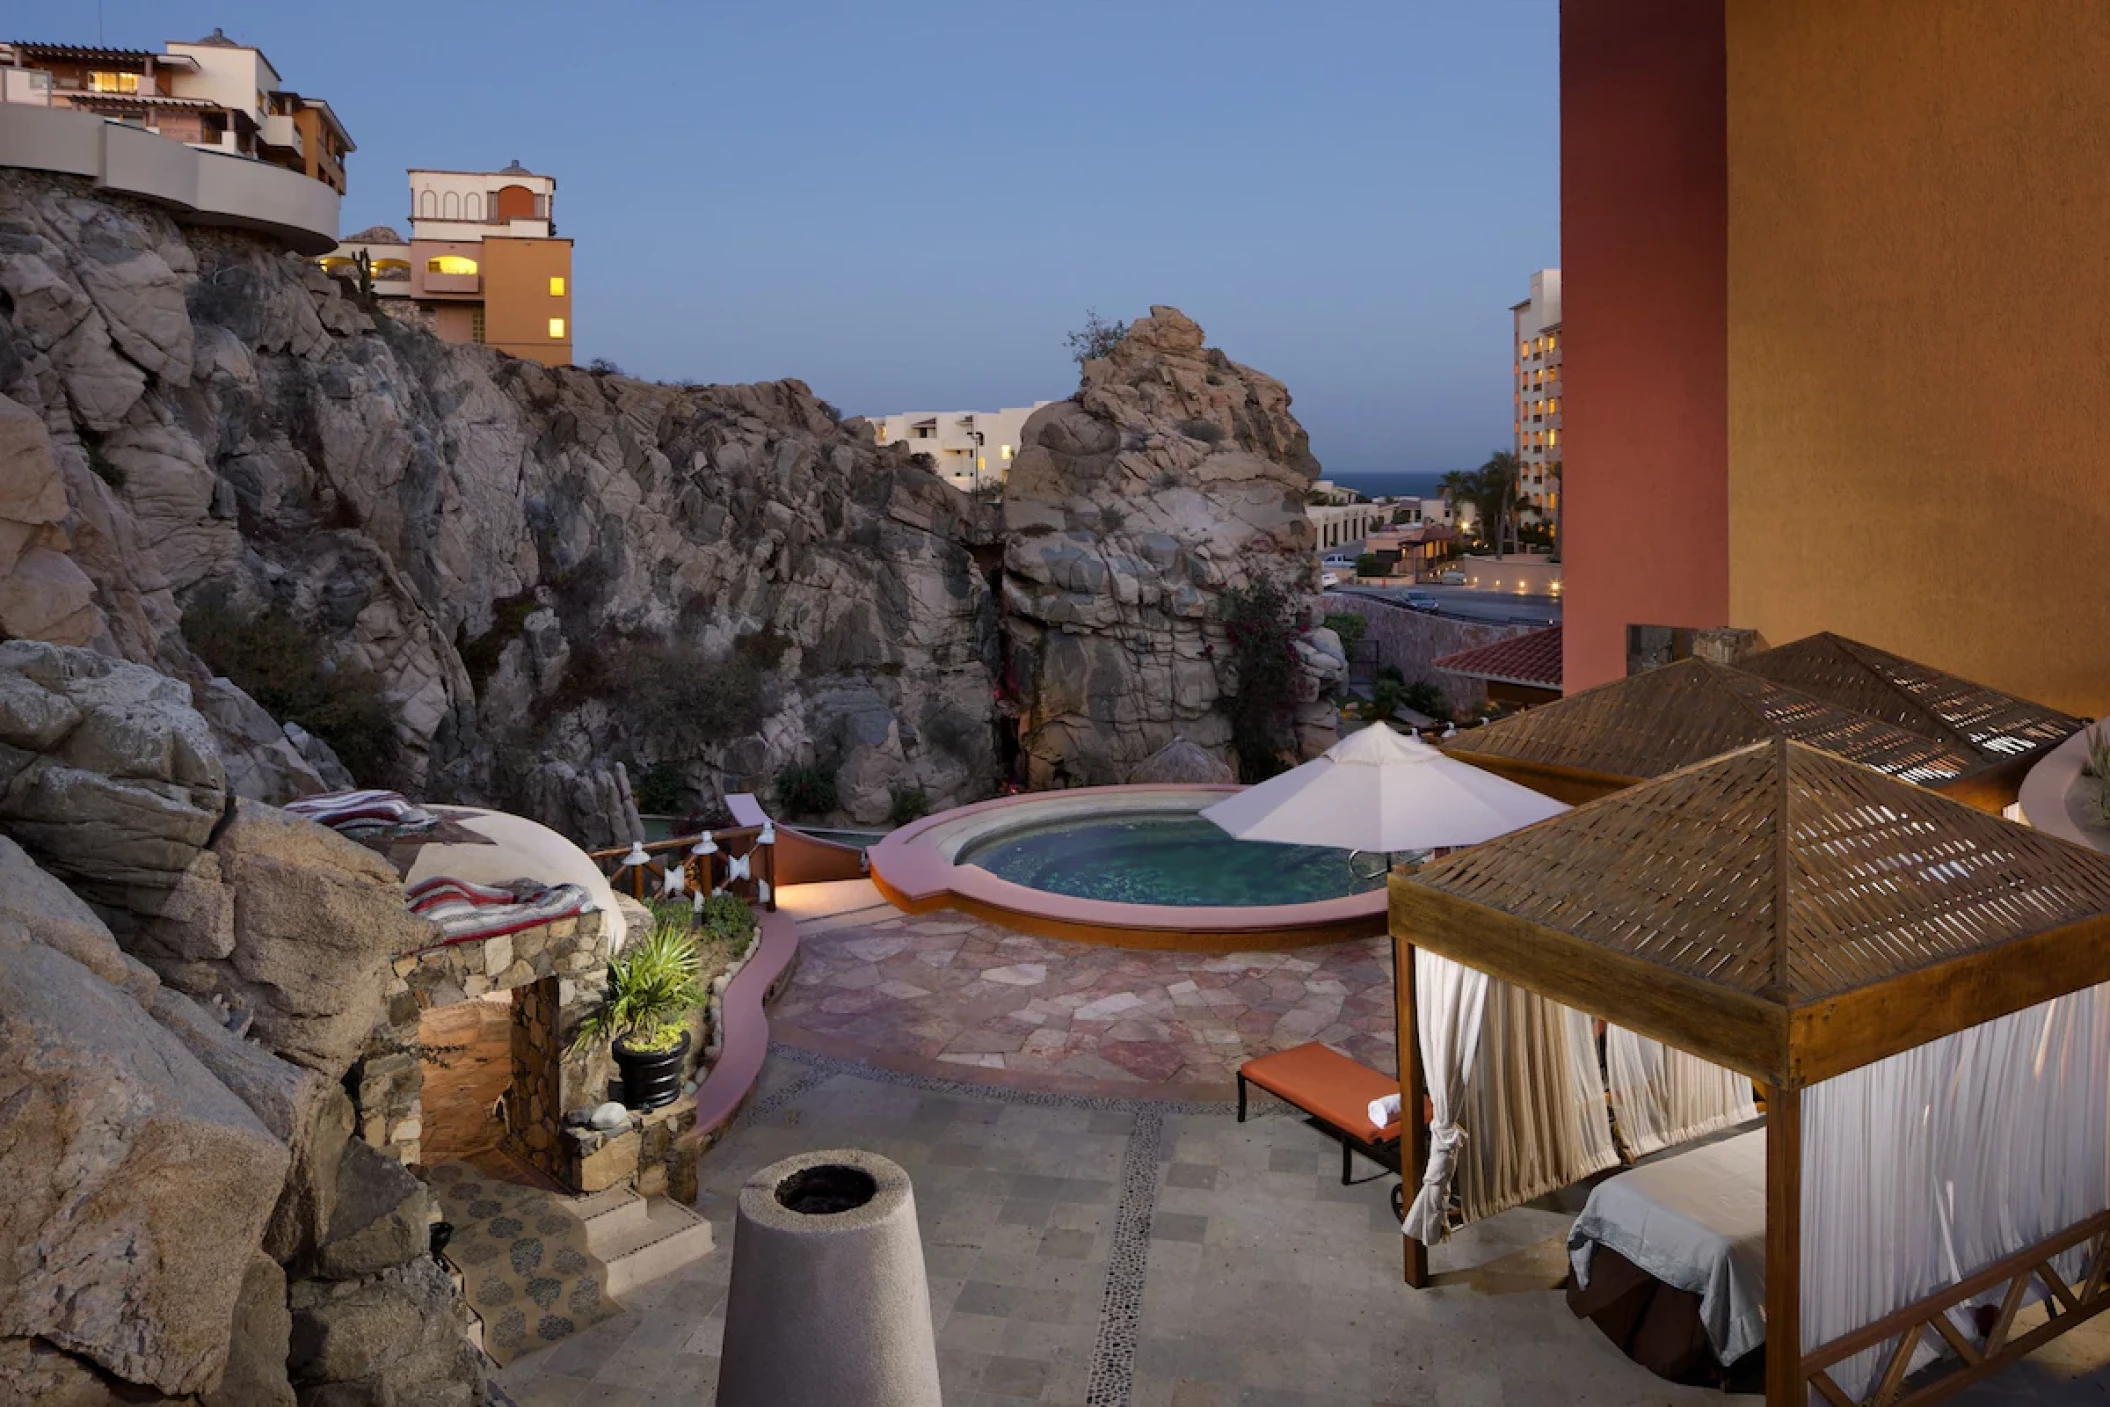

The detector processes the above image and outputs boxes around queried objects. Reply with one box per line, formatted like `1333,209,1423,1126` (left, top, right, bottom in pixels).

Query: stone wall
1324,595,1548,716
353,908,613,1171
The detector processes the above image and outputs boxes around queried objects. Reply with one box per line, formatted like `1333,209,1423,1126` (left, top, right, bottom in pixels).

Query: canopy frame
1389,738,2110,1406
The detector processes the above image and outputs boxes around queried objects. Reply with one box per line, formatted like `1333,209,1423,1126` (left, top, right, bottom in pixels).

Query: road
1326,582,1561,627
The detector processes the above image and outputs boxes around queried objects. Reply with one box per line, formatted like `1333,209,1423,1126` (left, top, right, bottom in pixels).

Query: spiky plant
569,914,705,1055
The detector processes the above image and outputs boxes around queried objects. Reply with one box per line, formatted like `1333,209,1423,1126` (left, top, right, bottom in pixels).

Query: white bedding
1567,1127,1768,1366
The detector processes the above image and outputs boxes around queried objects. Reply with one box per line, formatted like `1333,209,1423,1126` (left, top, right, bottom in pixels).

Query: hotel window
548,276,565,296
1000,444,1013,461
548,318,566,339
470,310,485,344
88,71,140,93
427,255,479,275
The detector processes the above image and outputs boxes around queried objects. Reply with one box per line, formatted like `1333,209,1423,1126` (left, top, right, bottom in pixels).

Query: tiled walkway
771,910,1396,1096
493,1047,2110,1406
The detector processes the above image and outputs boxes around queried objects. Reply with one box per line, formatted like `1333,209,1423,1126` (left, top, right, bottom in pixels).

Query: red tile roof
1433,625,1563,691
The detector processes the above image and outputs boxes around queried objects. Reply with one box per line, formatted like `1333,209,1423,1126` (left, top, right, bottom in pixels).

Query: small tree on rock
1065,309,1128,367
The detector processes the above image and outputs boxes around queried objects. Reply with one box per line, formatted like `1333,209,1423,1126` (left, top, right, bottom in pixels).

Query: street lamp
968,429,984,495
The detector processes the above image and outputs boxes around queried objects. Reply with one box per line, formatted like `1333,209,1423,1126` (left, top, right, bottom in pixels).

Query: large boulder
202,1253,295,1407
190,674,331,804
0,641,225,923
1001,307,1337,785
135,798,437,1077
288,1257,484,1407
0,927,289,1396
0,833,158,1001
311,1137,430,1280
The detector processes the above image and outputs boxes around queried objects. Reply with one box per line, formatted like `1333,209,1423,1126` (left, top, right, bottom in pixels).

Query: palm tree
1477,450,1522,559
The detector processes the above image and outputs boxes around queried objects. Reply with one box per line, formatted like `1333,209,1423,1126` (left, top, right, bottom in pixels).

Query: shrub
84,440,125,489
1220,578,1302,783
1177,418,1226,446
1376,663,1406,685
1367,677,1405,722
774,763,838,818
1403,681,1450,719
695,892,757,957
1064,308,1128,366
1354,553,1382,579
182,591,397,783
888,784,933,826
1323,612,1367,653
633,760,685,815
815,398,844,425
603,642,769,750
586,357,625,376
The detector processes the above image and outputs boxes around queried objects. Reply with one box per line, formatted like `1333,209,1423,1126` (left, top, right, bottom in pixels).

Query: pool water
957,812,1382,907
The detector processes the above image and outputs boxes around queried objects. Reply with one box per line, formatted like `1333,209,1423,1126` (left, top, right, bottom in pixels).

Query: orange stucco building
1561,0,2110,717
324,162,573,367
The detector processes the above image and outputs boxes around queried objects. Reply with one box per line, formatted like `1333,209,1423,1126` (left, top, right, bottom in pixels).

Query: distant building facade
1309,501,1381,550
871,403,1053,492
0,31,353,193
1512,269,1562,525
325,163,572,367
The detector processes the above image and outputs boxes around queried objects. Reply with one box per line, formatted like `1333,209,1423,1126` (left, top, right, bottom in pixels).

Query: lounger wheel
1390,1181,1405,1221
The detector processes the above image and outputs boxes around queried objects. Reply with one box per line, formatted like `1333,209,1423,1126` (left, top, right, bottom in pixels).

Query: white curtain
1402,948,1489,1243
1605,1026,1758,1158
1453,980,1621,1223
1801,982,2110,1402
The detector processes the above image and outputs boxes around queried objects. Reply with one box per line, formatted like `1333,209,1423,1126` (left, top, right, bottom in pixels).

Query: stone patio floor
770,904,1397,1096
492,1045,2110,1406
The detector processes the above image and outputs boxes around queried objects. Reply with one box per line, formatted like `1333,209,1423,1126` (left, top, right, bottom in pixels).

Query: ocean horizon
1318,470,1448,500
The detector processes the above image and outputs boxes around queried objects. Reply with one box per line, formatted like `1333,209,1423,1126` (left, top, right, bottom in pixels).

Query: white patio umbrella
1199,723,1568,853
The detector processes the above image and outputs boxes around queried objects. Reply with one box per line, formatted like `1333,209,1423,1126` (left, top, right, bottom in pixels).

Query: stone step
570,1183,651,1247
590,1195,715,1299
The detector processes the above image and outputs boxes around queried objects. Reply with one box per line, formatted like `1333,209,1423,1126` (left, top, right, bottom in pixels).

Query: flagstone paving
769,911,1397,1095
491,1048,2110,1407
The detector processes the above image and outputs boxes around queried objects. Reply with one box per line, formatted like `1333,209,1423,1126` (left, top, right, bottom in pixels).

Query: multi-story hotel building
1511,268,1562,526
325,164,573,367
870,403,1054,492
0,31,353,193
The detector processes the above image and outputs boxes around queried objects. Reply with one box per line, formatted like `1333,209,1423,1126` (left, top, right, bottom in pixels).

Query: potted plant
570,913,705,1110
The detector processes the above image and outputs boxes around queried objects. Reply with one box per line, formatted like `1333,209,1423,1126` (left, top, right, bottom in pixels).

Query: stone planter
716,1148,941,1407
613,1030,688,1110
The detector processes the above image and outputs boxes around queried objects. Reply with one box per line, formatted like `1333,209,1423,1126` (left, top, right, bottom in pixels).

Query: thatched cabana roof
1441,658,1990,805
1392,739,2110,1087
1736,632,2082,765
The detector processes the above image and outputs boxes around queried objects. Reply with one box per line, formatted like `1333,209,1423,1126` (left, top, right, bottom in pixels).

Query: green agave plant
570,915,706,1056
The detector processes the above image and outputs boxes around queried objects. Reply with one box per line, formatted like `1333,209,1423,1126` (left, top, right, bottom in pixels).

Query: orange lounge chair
1237,1042,1413,1214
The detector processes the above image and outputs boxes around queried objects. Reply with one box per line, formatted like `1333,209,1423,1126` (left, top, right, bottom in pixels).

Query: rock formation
0,643,484,1406
1002,307,1342,784
0,171,1001,836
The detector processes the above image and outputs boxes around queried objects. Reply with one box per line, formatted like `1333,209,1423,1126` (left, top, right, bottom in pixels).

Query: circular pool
867,785,1392,952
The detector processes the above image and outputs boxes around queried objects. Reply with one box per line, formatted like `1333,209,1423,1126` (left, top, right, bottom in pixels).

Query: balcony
260,113,303,156
421,272,481,295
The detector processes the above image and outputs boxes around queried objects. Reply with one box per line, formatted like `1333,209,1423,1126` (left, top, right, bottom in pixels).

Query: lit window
427,255,479,275
1547,429,1558,446
1000,444,1012,461
548,318,566,338
88,71,140,93
977,456,987,470
548,276,565,296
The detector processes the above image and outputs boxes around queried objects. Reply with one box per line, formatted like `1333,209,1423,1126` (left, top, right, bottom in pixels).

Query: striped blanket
284,788,439,837
405,876,592,943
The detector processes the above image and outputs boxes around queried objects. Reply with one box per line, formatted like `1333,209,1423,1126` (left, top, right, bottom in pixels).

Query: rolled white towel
1367,1092,1402,1130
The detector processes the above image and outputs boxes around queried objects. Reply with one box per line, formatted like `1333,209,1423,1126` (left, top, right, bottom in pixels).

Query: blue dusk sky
68,2,1558,476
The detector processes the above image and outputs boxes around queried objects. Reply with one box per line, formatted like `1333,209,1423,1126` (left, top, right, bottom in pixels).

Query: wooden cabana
1738,632,2083,805
1442,656,1998,807
1391,739,2110,1406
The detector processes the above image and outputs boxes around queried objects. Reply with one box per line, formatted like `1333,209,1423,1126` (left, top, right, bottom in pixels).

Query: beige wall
1726,0,2110,715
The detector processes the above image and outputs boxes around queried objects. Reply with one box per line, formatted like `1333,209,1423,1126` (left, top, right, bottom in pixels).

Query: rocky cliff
1003,307,1342,784
0,171,1002,836
0,174,1339,829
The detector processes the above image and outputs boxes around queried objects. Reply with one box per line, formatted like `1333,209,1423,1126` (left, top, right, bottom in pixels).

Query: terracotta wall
1725,0,2110,716
1558,0,1731,693
480,236,573,367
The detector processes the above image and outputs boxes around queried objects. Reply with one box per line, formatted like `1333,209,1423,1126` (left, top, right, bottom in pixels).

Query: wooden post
1397,935,1430,1288
1764,1082,1802,1407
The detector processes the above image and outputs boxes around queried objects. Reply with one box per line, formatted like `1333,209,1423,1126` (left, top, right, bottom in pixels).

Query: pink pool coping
690,905,800,1141
867,783,1390,939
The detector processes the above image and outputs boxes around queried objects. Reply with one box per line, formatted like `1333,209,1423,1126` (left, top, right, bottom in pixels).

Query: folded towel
1368,1092,1402,1130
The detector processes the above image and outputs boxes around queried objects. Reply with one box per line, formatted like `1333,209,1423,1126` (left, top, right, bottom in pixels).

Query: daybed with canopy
1390,739,2110,1406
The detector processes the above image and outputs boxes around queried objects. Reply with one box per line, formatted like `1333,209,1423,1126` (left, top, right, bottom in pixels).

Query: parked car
1404,590,1440,613
1437,570,1467,585
1320,571,1341,589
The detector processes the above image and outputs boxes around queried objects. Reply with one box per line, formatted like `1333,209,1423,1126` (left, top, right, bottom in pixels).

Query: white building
1307,501,1382,551
871,403,1053,492
1512,268,1563,524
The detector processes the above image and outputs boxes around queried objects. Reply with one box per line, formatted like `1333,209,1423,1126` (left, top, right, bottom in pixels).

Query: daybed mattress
1567,1126,1768,1367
